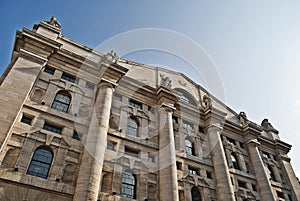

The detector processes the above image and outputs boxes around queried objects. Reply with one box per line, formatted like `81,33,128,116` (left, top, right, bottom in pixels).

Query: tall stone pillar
74,80,115,201
74,61,128,201
207,125,235,201
246,139,275,201
157,86,179,201
276,141,300,200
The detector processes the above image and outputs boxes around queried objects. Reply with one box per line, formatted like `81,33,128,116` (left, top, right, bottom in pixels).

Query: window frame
26,146,53,179
51,91,71,113
126,117,139,137
121,171,136,198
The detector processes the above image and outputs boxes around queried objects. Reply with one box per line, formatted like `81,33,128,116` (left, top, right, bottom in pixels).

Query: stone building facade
0,17,299,201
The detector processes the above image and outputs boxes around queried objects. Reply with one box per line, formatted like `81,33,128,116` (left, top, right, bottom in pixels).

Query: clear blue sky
1,1,300,176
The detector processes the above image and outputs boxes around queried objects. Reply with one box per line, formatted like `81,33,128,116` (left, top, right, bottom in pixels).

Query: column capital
159,103,176,113
245,139,260,147
97,78,118,90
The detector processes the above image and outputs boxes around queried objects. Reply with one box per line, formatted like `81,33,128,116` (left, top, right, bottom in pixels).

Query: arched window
267,165,277,181
127,117,138,137
121,171,136,198
51,91,71,112
191,186,201,201
185,139,194,155
231,153,240,170
174,88,197,106
27,146,53,179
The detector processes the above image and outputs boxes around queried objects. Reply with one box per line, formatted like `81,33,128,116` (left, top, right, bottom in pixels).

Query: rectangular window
199,126,205,133
43,122,62,134
125,146,139,157
128,99,142,109
206,171,213,179
237,180,247,188
239,142,245,149
85,81,95,90
21,114,33,125
188,166,199,175
176,161,182,170
276,191,285,199
148,154,155,163
182,120,193,130
44,66,55,75
61,72,77,83
262,151,270,159
227,137,236,145
72,130,81,140
107,140,116,151
251,184,257,192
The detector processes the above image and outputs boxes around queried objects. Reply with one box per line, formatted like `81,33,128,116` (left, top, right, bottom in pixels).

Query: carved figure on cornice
46,16,61,29
261,118,273,130
202,94,212,109
238,111,248,126
104,50,119,63
160,74,172,88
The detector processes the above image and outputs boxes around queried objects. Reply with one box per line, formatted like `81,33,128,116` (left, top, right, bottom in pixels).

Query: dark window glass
128,99,142,109
191,186,201,201
44,66,55,75
172,116,178,124
125,147,139,157
72,130,81,140
238,180,247,188
251,184,257,191
21,114,33,125
188,166,199,175
61,72,77,83
262,151,270,159
27,147,53,179
127,118,138,137
51,91,71,113
227,137,236,145
277,191,285,199
85,81,95,90
199,126,205,133
231,153,240,170
121,172,136,198
43,123,62,134
107,141,116,151
206,171,213,179
176,161,182,170
185,139,194,155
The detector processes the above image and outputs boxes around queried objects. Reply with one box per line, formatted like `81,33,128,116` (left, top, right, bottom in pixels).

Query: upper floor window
44,66,55,75
107,140,116,151
85,81,95,90
127,117,139,137
128,99,142,109
51,91,71,113
21,114,33,125
231,153,240,170
27,146,53,179
185,139,194,155
237,180,247,188
61,72,77,83
121,171,136,198
262,151,270,159
125,146,140,158
191,186,201,201
183,120,193,130
227,137,236,145
43,122,62,134
188,166,199,175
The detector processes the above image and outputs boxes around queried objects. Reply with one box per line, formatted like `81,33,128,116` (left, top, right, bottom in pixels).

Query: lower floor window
121,172,136,198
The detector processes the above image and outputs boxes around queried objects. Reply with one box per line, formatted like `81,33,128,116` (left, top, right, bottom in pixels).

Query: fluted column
158,104,179,201
74,80,115,201
207,125,235,201
246,140,275,201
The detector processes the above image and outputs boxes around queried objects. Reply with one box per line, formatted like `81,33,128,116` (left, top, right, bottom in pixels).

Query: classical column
158,104,179,201
246,140,275,201
207,125,235,201
277,152,300,200
73,79,115,201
